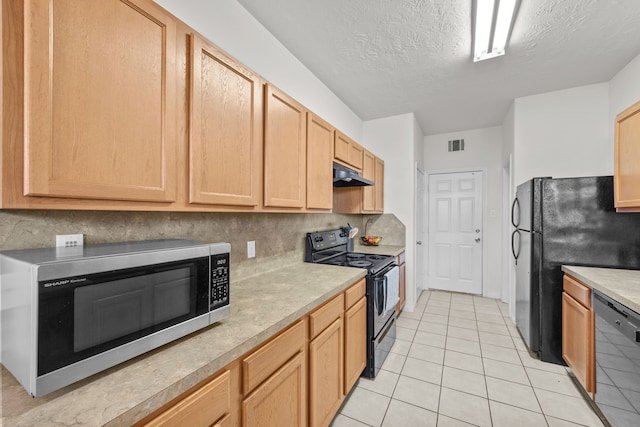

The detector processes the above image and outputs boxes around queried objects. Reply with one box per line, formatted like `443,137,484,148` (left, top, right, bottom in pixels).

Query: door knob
416,241,422,245
475,238,481,243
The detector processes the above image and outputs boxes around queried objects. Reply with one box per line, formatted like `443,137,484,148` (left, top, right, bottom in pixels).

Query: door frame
426,167,488,296
415,165,426,294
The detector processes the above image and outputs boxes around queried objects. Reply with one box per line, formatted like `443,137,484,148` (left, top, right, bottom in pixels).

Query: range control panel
308,229,349,251
210,252,229,310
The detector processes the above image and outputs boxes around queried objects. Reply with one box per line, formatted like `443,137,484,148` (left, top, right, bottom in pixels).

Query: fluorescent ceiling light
474,0,517,62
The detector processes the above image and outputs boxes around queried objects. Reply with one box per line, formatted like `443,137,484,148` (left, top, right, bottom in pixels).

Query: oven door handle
375,276,385,316
384,276,388,313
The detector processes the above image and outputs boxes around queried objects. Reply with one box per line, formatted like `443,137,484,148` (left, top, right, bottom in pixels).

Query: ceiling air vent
448,139,465,152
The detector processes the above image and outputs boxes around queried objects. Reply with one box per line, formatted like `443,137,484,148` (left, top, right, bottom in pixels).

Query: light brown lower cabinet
309,318,344,427
344,296,367,394
397,252,406,313
136,279,367,426
139,369,233,427
562,274,595,396
243,351,307,426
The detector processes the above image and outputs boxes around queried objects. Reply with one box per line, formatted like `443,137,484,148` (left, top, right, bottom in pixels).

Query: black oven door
37,257,210,376
372,265,400,334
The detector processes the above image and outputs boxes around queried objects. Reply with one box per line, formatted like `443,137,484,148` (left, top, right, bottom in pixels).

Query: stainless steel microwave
0,239,230,397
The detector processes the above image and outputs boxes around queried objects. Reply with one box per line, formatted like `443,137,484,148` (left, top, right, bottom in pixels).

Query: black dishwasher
593,290,640,426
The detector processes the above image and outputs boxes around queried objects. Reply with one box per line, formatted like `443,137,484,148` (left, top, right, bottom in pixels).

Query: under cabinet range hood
333,162,374,187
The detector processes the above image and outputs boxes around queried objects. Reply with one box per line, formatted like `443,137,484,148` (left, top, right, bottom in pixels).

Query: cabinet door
243,351,306,427
142,370,230,427
374,157,384,212
362,151,375,212
334,132,351,167
309,318,344,427
614,100,640,211
334,131,363,170
562,292,595,394
348,142,364,170
24,0,177,202
306,113,334,210
263,84,306,208
397,262,406,313
189,34,262,207
344,297,366,394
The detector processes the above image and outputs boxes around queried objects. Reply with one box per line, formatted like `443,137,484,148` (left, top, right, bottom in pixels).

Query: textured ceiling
236,0,640,135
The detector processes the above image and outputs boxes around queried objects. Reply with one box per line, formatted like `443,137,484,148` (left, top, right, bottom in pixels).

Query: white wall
512,83,610,187
363,113,419,310
502,104,515,167
414,116,426,171
502,104,516,316
153,0,363,141
609,52,640,140
424,127,504,298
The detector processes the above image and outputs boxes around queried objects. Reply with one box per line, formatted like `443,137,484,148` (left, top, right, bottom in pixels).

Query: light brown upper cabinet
189,34,262,207
614,100,640,212
263,84,307,209
362,151,376,212
334,131,364,170
333,149,384,214
374,156,385,212
22,0,178,203
306,113,334,211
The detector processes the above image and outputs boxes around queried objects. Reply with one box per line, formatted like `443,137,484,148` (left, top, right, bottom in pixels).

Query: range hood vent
333,162,374,187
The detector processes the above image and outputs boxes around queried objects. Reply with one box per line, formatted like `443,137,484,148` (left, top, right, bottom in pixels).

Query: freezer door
515,180,533,232
515,229,532,348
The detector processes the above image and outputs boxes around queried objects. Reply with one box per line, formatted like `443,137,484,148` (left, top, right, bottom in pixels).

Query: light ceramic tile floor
331,290,606,427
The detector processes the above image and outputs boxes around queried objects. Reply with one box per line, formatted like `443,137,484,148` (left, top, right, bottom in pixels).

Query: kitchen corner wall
362,214,406,246
0,211,364,282
512,82,611,187
363,113,423,312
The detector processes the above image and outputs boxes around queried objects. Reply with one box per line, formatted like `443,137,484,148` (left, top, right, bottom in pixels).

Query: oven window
73,267,191,352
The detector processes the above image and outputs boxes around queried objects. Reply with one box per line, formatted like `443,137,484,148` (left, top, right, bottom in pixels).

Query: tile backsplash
0,210,402,281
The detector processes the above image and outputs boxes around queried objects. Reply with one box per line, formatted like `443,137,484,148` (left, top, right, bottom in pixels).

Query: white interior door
428,171,483,294
416,167,426,293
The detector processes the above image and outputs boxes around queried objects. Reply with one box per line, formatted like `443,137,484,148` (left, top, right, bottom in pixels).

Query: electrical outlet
247,241,256,258
56,234,84,248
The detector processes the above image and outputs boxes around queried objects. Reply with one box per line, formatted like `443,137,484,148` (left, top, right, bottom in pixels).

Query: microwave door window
152,267,192,324
73,267,192,352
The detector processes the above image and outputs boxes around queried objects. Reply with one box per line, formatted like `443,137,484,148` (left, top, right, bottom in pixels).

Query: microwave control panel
210,253,230,310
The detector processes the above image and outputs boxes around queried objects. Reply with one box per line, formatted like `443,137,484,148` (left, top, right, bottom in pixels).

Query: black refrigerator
511,176,640,365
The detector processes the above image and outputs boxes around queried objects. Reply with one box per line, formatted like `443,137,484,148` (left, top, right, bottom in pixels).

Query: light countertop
355,244,405,257
1,263,367,426
562,265,640,313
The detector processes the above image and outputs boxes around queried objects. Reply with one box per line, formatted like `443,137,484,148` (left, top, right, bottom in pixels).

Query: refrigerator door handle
511,197,520,228
511,229,520,265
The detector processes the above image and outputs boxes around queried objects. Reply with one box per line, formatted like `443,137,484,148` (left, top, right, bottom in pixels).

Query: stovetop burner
347,253,365,259
348,260,373,268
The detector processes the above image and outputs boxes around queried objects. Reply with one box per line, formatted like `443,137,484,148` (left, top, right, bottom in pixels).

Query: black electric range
304,229,395,274
305,228,399,378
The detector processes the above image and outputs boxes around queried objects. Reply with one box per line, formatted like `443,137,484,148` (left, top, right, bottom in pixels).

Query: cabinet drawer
345,278,366,309
397,251,406,265
563,274,591,308
142,370,230,427
310,294,344,338
242,319,306,394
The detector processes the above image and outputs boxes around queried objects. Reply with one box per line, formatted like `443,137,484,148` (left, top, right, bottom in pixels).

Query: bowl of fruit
361,235,382,246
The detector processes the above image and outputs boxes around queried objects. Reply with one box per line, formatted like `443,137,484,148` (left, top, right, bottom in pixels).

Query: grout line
339,290,605,427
